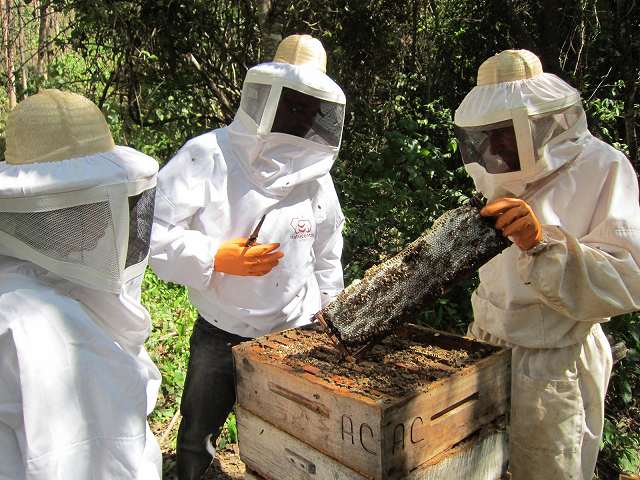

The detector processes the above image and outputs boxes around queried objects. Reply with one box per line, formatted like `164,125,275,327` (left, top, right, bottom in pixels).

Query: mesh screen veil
125,188,156,268
530,104,584,161
455,104,585,175
240,83,271,126
0,202,120,277
310,98,345,146
455,121,519,174
241,82,345,147
316,199,510,352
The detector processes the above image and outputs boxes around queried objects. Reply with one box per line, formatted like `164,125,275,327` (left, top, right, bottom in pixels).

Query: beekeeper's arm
150,139,227,290
313,176,345,306
484,161,640,321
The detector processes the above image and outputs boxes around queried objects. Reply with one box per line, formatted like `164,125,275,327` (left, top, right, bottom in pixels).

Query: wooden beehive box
238,406,509,480
233,324,510,480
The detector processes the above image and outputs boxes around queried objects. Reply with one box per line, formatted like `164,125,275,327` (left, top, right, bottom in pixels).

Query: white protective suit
455,50,640,479
0,90,162,479
150,56,346,338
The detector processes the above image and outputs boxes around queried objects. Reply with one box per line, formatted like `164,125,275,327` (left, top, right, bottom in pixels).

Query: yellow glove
214,237,284,276
480,198,543,251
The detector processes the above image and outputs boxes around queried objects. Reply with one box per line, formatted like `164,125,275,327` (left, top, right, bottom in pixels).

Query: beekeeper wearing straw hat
454,49,640,479
0,89,162,479
150,34,346,479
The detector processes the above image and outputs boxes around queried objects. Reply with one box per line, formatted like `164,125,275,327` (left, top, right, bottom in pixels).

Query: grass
141,269,195,449
141,268,238,455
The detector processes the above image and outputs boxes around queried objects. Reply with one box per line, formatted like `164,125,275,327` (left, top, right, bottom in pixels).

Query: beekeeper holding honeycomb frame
454,49,640,479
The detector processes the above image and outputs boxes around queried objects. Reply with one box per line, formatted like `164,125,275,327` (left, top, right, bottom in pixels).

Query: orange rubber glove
480,198,543,251
214,237,284,276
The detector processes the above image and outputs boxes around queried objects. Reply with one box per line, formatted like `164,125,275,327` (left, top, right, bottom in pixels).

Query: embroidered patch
290,217,314,240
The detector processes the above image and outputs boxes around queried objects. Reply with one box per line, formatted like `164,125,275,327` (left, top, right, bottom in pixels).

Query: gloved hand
480,198,543,251
214,237,284,276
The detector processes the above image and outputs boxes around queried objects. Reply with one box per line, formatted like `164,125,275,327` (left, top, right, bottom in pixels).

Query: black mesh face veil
271,87,345,146
0,202,119,276
455,121,521,174
125,187,156,268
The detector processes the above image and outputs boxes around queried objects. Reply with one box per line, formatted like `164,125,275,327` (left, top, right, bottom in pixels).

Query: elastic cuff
525,230,553,256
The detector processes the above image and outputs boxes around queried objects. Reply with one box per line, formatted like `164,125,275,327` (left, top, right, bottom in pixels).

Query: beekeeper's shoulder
315,173,341,205
311,173,343,226
178,128,226,167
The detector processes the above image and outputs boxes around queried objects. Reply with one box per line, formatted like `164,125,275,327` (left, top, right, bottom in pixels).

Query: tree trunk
537,0,563,75
614,0,639,171
37,0,48,80
3,0,17,109
17,0,26,95
257,0,281,62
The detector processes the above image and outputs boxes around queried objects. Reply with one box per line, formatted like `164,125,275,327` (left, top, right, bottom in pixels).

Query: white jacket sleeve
312,176,345,306
518,156,640,321
150,135,228,290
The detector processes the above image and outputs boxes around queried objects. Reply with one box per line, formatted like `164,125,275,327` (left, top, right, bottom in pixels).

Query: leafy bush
141,269,196,432
600,313,640,477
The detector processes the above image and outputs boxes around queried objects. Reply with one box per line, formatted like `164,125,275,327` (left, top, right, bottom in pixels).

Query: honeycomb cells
319,202,511,350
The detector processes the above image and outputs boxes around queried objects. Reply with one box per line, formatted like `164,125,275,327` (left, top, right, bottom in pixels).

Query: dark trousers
176,316,250,480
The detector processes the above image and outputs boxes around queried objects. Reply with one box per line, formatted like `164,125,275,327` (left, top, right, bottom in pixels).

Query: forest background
1,0,638,477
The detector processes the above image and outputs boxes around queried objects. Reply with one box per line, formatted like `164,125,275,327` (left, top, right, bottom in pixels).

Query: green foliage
218,413,238,450
338,98,472,281
600,314,640,476
585,80,635,157
141,269,196,431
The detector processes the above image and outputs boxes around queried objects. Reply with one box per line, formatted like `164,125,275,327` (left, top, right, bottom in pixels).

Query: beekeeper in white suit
150,34,346,479
0,89,162,479
454,49,640,479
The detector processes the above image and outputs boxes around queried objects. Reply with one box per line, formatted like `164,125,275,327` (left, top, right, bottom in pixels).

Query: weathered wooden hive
233,323,510,480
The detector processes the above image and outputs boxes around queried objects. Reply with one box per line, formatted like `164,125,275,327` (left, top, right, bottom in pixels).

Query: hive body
233,324,510,479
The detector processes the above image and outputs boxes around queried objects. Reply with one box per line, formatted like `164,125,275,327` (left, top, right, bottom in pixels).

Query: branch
186,52,235,120
585,66,612,103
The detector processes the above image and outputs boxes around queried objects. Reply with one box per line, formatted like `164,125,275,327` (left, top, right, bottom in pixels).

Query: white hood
227,112,338,197
0,146,158,293
226,61,345,198
455,73,590,199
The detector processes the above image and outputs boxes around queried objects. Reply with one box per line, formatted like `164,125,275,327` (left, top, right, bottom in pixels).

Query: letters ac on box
341,412,439,456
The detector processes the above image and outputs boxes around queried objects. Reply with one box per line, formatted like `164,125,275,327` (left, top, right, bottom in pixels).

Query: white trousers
469,323,612,480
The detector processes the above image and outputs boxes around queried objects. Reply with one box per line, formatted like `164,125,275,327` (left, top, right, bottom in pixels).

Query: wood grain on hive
239,407,509,480
233,324,510,480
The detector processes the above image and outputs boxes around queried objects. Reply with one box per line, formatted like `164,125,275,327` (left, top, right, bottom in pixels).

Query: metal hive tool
314,197,511,358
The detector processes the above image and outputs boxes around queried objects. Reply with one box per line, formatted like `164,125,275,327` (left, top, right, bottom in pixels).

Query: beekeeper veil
0,89,158,294
228,34,346,197
454,49,590,200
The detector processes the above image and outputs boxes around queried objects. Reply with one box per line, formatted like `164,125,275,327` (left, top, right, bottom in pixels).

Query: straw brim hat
273,34,327,73
477,49,543,86
5,89,115,165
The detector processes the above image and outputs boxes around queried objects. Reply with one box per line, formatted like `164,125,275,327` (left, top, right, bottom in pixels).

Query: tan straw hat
4,89,115,165
477,49,543,86
273,34,327,73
